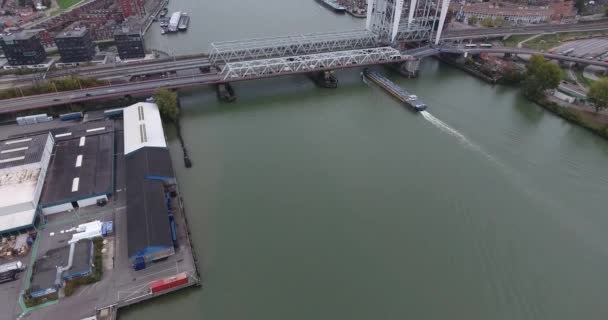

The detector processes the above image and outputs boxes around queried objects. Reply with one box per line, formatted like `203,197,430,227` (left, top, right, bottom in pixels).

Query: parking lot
551,38,608,60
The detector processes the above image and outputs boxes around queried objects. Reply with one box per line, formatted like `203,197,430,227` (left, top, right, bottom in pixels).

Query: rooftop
55,27,88,39
40,123,114,207
126,147,175,259
0,31,38,42
0,133,51,170
30,239,92,294
123,102,167,155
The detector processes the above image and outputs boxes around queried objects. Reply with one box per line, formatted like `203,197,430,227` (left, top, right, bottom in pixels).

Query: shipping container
150,272,188,293
104,108,124,119
59,112,84,121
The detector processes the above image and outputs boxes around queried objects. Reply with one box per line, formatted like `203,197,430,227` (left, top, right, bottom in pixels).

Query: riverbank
436,55,608,139
532,95,608,139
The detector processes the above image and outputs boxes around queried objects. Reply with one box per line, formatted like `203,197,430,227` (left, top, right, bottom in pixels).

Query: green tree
523,54,563,98
468,15,478,25
526,54,546,76
481,17,494,27
588,78,608,112
153,88,179,122
536,62,562,90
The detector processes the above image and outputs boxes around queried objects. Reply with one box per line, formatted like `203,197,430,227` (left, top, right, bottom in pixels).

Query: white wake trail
420,110,498,163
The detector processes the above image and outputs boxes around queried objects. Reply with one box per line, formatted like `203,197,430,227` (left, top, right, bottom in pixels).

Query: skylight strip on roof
72,177,80,192
0,146,28,154
75,155,83,168
5,138,32,145
55,132,72,138
0,156,25,164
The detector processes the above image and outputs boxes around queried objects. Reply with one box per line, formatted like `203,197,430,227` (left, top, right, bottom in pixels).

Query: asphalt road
0,74,221,114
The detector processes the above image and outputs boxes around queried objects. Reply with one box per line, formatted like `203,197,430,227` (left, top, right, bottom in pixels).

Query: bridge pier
309,71,338,88
216,83,236,102
397,58,420,78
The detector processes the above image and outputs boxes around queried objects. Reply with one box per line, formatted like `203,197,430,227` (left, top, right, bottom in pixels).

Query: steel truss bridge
220,47,409,81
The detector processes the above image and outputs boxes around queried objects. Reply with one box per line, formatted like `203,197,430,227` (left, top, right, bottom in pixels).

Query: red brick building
119,0,145,18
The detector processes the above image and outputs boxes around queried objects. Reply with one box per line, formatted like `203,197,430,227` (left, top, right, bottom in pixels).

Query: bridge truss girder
220,47,408,81
210,30,379,64
395,23,433,42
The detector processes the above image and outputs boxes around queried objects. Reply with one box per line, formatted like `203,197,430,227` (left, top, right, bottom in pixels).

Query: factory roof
126,147,175,258
30,239,92,294
123,102,167,155
0,133,51,170
40,130,114,207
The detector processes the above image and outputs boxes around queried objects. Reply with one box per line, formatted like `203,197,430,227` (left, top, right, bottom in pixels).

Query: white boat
168,11,181,32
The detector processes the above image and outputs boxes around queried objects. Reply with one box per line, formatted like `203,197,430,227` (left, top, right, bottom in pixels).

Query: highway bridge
441,21,608,40
0,0,606,114
0,47,414,114
436,46,608,68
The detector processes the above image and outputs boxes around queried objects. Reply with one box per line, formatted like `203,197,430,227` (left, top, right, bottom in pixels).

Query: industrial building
29,239,93,297
39,121,114,215
54,26,97,63
0,134,53,234
114,24,145,60
124,103,176,266
0,31,47,66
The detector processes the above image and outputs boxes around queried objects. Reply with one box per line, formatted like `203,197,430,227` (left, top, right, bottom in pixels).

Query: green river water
119,1,608,319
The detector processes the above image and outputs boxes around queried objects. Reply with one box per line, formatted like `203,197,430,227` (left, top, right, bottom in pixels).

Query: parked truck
0,261,26,284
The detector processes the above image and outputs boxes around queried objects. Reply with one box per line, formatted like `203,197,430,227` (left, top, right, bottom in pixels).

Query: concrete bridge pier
216,83,236,102
309,71,338,88
397,59,421,78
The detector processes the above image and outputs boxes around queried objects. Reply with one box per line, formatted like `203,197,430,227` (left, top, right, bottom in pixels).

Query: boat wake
420,110,497,163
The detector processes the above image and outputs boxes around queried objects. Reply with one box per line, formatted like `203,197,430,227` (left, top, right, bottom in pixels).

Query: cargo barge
178,13,189,31
315,0,346,13
363,68,428,112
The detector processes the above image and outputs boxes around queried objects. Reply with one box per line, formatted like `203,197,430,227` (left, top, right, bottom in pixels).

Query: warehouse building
0,134,53,234
29,239,93,297
39,121,114,215
124,103,176,267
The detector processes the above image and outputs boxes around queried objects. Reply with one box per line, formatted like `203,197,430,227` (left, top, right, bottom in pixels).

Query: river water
120,0,608,319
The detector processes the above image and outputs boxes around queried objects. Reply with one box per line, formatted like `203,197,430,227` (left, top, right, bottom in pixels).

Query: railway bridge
1,0,607,113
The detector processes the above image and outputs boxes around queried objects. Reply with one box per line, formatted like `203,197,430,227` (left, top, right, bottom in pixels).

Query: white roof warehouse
0,133,53,233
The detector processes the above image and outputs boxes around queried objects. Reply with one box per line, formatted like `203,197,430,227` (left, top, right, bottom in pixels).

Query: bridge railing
209,30,380,65
220,47,409,81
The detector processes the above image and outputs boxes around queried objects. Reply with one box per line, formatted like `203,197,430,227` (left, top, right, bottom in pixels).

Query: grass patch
524,31,608,51
502,35,534,48
57,0,82,9
64,238,104,297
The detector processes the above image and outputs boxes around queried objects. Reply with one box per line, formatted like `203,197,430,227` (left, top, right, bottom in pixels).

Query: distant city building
54,26,97,63
455,0,575,24
119,0,145,18
458,2,552,24
114,24,145,60
0,31,47,66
